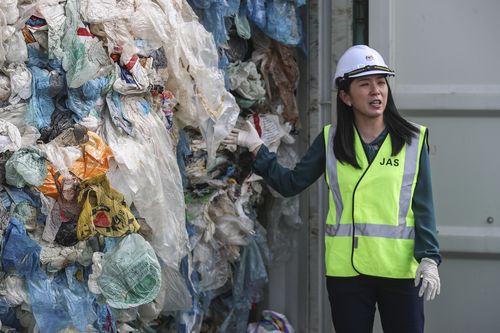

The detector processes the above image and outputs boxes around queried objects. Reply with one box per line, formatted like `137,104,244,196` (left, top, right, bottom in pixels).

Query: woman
224,45,441,333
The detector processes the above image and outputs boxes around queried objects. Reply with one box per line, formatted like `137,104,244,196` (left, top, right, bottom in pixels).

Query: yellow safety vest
323,124,427,278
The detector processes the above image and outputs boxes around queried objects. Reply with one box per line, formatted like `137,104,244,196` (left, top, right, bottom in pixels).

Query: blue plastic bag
1,216,41,279
176,129,191,189
245,0,306,45
188,0,241,46
219,224,269,332
66,76,111,120
28,265,97,333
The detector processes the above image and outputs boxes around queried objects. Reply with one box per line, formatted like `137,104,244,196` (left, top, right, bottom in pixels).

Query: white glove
415,258,441,301
222,120,264,153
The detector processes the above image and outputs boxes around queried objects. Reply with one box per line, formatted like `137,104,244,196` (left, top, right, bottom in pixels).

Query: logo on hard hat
366,55,374,61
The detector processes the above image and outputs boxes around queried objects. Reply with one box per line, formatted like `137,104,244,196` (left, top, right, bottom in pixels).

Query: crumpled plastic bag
4,31,27,65
2,216,41,279
42,196,81,247
219,224,269,332
132,0,239,166
79,0,134,24
0,74,10,101
98,233,162,309
0,275,28,307
252,38,300,126
38,109,76,143
61,0,113,88
0,184,43,213
228,61,266,101
26,66,57,129
39,141,82,178
105,91,135,136
112,61,150,95
0,22,12,67
102,96,188,270
112,43,150,95
20,125,41,148
4,64,32,105
0,0,19,26
0,120,22,153
186,189,253,291
187,0,240,46
207,191,255,246
39,241,93,272
5,146,48,188
88,252,104,294
37,0,67,60
139,262,192,315
247,310,295,333
27,265,98,333
66,76,111,120
94,303,117,333
38,131,113,199
193,240,231,291
76,173,140,240
235,9,251,40
246,0,305,46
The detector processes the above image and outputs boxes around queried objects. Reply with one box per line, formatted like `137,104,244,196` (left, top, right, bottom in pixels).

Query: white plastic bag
0,275,27,306
0,103,27,133
133,0,240,165
4,31,27,64
4,63,32,105
61,0,112,88
38,142,82,176
0,119,22,153
38,0,67,60
79,0,134,23
101,96,189,270
87,252,104,294
112,61,150,95
228,61,266,101
20,126,41,147
0,74,10,101
0,0,19,25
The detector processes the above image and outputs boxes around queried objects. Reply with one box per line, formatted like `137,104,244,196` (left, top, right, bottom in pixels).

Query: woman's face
340,75,388,121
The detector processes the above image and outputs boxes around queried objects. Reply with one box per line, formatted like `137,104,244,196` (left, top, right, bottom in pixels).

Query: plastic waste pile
0,0,305,332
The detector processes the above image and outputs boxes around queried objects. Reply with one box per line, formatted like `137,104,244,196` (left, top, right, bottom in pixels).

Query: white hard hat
334,45,394,85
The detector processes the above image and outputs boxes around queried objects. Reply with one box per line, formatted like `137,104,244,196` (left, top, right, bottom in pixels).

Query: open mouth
369,99,382,106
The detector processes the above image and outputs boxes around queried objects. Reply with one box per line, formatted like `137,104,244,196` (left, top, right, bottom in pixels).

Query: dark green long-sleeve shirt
252,128,441,264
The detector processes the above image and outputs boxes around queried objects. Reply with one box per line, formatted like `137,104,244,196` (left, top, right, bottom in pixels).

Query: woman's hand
222,120,264,154
414,258,441,301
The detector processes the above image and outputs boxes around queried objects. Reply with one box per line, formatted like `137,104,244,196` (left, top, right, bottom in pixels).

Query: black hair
333,77,419,168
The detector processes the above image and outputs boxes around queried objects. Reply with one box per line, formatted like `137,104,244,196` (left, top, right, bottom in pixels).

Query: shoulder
323,124,337,134
408,121,427,134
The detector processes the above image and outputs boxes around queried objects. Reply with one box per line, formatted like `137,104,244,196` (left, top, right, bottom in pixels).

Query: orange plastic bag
38,131,113,198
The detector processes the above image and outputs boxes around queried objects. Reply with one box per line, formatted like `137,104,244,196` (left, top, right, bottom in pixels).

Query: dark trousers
326,275,424,333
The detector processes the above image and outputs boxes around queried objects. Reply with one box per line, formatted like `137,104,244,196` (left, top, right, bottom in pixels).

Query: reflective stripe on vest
325,125,421,239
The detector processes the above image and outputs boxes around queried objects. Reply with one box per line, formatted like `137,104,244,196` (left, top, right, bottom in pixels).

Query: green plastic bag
5,146,48,188
98,233,161,309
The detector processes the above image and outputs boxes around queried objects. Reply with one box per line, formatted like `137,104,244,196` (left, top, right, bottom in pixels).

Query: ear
339,90,352,107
